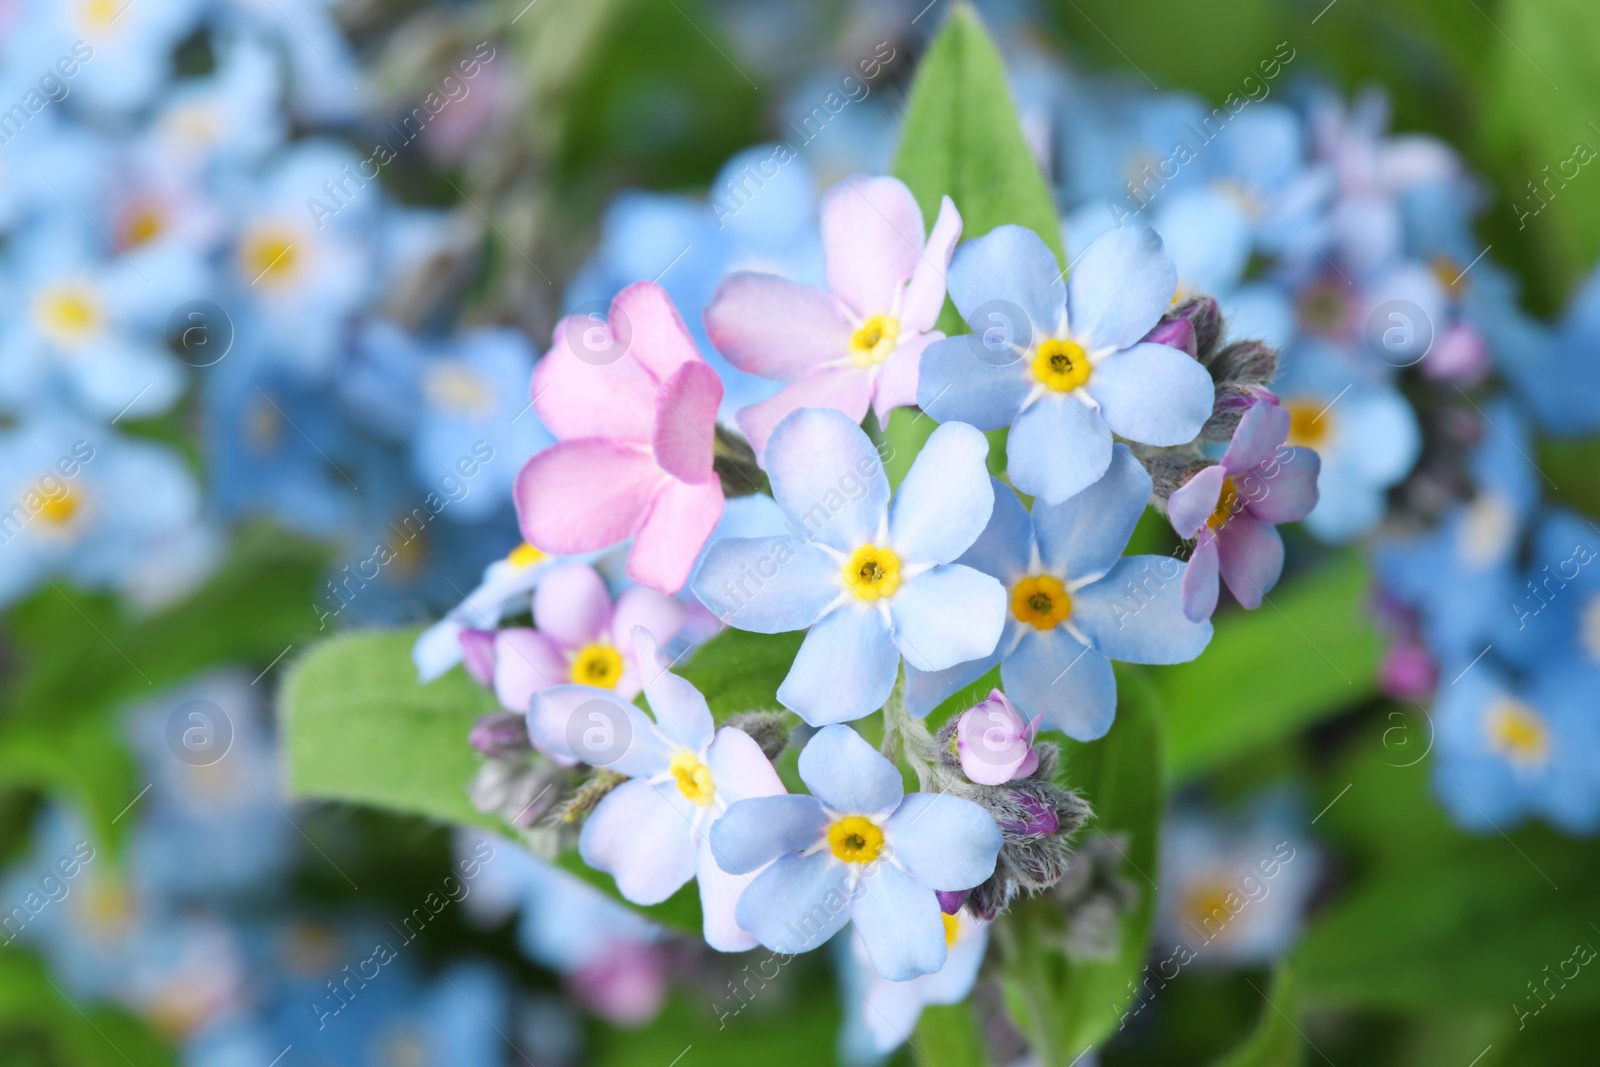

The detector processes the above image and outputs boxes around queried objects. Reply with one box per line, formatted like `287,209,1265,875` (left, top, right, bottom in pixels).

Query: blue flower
1274,340,1420,542
837,912,989,1064
916,224,1214,504
710,725,1002,980
905,446,1212,739
691,407,1006,725
1484,261,1600,436
1495,509,1600,677
1433,664,1600,834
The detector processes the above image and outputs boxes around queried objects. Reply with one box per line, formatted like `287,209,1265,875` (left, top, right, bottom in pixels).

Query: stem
880,667,937,789
997,908,1069,1067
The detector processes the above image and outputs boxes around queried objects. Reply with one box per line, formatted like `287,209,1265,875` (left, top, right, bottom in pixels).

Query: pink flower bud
955,689,1040,785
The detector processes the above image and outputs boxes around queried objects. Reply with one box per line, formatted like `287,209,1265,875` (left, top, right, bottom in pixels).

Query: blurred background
2,0,1599,1064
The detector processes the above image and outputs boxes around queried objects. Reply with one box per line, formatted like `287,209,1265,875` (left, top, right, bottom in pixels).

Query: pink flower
955,689,1040,786
1167,400,1322,622
458,562,688,712
704,175,961,457
514,283,725,593
569,941,670,1026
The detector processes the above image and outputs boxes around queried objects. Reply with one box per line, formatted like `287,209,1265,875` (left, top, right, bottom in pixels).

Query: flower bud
953,690,1039,785
469,711,532,759
721,711,792,761
936,890,968,915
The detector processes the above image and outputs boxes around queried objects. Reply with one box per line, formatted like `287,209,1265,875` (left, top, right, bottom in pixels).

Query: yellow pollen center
828,816,885,864
507,542,547,568
81,0,119,30
425,363,496,417
1431,254,1468,295
1284,398,1332,449
843,544,901,601
669,751,716,805
121,204,165,249
35,286,103,346
1181,880,1237,939
240,227,300,286
849,314,900,368
571,643,624,689
37,486,81,526
942,912,960,947
1486,698,1550,767
1032,338,1092,392
1011,574,1071,630
1207,476,1242,531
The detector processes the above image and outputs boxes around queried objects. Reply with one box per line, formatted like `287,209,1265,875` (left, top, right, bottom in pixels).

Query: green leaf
1211,966,1303,1067
915,1001,990,1067
1292,833,1600,1012
892,3,1063,262
280,627,503,832
0,949,176,1066
999,668,1165,1062
675,627,804,721
1155,554,1381,783
1484,0,1600,302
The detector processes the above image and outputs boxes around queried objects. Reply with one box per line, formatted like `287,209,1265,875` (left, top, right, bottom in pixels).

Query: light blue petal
1153,189,1250,296
764,408,889,552
779,607,900,726
691,535,839,632
889,565,1006,672
798,724,904,816
1089,342,1214,446
1066,224,1176,352
955,478,1034,584
735,851,854,954
884,794,1002,890
1002,629,1117,741
915,335,1032,430
710,795,829,875
528,686,674,776
1072,557,1212,664
889,422,993,564
578,778,697,904
1033,444,1151,581
1006,394,1114,505
633,629,715,753
851,861,946,981
903,651,1002,718
946,224,1065,338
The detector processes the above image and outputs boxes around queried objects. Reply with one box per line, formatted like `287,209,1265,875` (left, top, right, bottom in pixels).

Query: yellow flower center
1284,398,1331,449
571,643,624,689
1430,254,1468,296
37,486,81,527
425,362,496,417
1031,338,1092,392
1460,494,1516,567
1011,574,1071,630
849,314,899,368
828,816,885,864
35,285,103,346
239,226,301,286
120,203,165,250
669,751,716,805
82,881,133,936
842,544,901,601
1485,698,1550,767
1207,476,1242,532
942,912,960,947
80,0,119,31
1180,880,1237,939
507,542,547,568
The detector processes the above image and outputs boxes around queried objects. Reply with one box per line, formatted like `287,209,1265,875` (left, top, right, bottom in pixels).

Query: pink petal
458,628,496,687
652,360,722,485
704,272,853,383
612,586,689,652
1167,465,1226,540
534,316,660,443
533,563,614,649
1220,398,1289,473
627,478,725,594
610,281,704,387
492,628,565,711
871,331,936,425
900,195,962,332
515,440,663,554
1243,447,1321,524
1217,516,1285,609
735,367,875,460
821,175,925,319
1181,536,1220,622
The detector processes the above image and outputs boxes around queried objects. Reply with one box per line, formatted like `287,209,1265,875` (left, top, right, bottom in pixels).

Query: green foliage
0,524,325,852
915,1002,990,1066
0,949,176,1067
280,626,503,832
675,627,805,721
1211,967,1303,1067
999,668,1165,1064
1155,554,1381,783
893,3,1064,262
